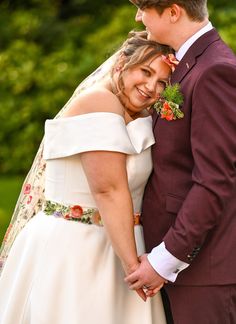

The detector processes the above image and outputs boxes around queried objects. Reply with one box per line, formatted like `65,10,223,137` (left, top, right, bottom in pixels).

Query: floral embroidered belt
43,200,141,227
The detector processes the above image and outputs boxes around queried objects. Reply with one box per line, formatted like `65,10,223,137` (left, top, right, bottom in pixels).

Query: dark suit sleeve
164,63,236,263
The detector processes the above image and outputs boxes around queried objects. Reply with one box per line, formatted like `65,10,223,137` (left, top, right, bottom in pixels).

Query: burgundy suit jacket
141,29,236,285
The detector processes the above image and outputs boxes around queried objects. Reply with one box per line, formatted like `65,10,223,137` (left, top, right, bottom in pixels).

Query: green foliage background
0,0,235,175
0,0,235,242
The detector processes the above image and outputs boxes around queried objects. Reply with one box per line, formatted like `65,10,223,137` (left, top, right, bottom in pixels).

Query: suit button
187,254,193,261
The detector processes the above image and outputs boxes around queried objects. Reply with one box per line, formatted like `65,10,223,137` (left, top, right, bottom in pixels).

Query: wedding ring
143,285,150,289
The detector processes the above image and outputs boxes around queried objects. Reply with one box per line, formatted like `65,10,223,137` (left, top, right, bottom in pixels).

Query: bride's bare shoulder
63,86,124,118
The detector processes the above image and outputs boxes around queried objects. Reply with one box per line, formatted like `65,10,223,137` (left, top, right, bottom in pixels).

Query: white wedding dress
0,112,166,324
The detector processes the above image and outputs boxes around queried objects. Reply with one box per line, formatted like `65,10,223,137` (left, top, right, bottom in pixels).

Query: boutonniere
153,83,184,121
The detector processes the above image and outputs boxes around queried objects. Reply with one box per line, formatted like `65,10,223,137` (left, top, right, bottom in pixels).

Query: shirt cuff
147,242,189,282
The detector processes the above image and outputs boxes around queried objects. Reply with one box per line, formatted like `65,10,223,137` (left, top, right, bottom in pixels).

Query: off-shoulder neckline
46,112,152,126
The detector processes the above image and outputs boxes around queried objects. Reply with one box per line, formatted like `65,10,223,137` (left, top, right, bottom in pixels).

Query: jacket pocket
166,194,184,214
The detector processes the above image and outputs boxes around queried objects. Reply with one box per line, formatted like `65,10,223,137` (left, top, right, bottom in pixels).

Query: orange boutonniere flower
153,83,184,121
161,102,175,121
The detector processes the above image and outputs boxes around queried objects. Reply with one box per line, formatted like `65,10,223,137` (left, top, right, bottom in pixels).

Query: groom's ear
168,4,182,23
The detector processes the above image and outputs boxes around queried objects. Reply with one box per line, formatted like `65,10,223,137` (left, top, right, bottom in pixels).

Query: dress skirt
0,212,166,324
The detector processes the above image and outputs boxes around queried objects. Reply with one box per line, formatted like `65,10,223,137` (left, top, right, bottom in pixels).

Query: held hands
123,262,147,302
124,254,168,299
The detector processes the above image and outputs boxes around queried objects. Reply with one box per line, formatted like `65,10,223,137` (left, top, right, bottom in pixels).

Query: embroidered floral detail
24,183,31,195
43,200,102,226
27,195,33,204
91,211,102,226
162,54,179,73
153,83,184,121
43,200,141,227
3,224,13,243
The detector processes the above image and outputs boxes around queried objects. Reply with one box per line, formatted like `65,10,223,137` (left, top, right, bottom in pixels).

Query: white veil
0,52,118,272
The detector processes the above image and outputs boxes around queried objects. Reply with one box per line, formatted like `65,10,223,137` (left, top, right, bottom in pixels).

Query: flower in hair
153,83,184,121
162,54,179,73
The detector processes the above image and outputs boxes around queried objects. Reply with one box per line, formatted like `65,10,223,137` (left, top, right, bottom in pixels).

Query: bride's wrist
122,261,139,275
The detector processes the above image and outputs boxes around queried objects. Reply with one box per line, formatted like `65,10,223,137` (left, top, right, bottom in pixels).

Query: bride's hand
123,262,147,302
124,254,168,299
144,284,165,298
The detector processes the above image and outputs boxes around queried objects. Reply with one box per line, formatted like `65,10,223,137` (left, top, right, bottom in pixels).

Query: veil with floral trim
0,52,119,272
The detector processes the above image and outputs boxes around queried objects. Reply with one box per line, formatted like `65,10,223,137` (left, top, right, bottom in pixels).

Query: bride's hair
113,30,171,72
119,30,171,68
112,30,172,97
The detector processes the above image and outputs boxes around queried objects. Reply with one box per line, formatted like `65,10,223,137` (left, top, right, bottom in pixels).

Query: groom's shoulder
196,38,236,70
205,33,236,63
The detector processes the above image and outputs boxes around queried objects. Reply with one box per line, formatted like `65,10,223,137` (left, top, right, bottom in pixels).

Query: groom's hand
124,254,167,295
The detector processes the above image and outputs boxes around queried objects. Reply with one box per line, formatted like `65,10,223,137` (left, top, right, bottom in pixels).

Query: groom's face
135,7,171,45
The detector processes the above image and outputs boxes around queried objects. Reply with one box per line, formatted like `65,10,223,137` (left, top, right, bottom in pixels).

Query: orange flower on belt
71,205,83,219
134,213,141,225
64,214,71,220
91,211,103,226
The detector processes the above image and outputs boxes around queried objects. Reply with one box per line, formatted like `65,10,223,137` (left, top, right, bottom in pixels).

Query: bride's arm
80,150,138,275
64,88,146,300
80,150,146,301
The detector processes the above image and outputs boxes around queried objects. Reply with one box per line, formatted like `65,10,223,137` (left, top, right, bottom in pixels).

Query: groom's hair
130,0,208,22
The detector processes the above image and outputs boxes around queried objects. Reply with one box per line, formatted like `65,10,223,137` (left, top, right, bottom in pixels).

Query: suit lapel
152,110,159,129
171,29,220,84
153,29,220,130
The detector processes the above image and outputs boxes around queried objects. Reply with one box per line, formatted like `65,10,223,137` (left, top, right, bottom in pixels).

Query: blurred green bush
0,0,235,176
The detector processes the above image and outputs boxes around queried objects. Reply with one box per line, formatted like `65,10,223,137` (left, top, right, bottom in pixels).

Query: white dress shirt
176,21,213,61
147,21,214,282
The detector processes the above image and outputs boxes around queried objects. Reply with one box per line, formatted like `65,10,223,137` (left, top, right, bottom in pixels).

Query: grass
0,176,24,245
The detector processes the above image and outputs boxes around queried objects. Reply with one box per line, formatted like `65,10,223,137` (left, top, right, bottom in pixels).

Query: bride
0,31,172,324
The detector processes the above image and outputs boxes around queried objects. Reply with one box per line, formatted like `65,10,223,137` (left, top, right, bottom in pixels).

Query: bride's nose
135,8,143,22
145,78,156,94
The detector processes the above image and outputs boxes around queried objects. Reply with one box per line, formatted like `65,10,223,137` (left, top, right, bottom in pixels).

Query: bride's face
119,55,170,114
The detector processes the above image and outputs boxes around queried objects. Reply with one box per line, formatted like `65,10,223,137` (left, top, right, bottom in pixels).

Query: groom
126,1,236,323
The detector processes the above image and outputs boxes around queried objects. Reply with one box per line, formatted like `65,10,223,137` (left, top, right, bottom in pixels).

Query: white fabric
43,113,155,211
148,242,189,282
44,112,154,159
175,21,213,61
0,113,167,324
0,53,120,272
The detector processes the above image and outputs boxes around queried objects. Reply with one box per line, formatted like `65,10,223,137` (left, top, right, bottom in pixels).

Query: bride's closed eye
141,68,151,77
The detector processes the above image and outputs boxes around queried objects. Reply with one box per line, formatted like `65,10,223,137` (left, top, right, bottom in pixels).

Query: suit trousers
164,284,236,324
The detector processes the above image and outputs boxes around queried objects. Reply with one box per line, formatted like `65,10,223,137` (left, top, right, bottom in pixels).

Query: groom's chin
147,32,164,45
146,30,156,41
